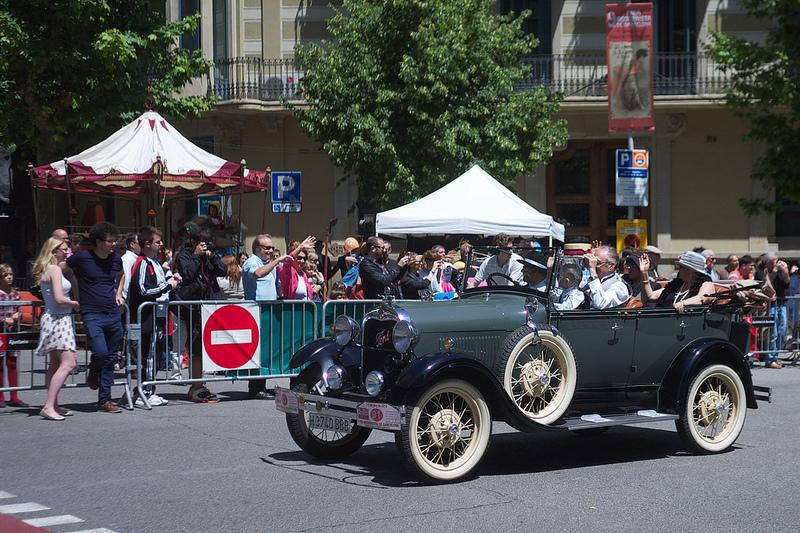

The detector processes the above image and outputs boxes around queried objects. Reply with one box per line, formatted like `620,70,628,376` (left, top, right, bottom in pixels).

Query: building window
213,0,228,61
499,0,551,55
656,0,696,54
776,198,800,237
180,0,201,52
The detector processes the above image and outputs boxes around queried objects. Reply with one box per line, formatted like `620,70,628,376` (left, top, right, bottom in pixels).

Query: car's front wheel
397,379,491,483
285,370,372,459
494,325,577,425
676,363,747,453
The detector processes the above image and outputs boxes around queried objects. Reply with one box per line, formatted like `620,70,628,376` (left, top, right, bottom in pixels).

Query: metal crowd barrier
745,296,800,366
130,298,414,409
131,300,319,408
0,300,134,405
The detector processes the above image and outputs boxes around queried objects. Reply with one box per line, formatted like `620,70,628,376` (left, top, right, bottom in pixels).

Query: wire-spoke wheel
494,325,577,425
397,379,491,483
676,364,747,453
286,371,371,460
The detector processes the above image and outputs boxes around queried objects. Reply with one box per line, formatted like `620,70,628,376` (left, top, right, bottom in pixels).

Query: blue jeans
83,312,123,404
765,304,787,365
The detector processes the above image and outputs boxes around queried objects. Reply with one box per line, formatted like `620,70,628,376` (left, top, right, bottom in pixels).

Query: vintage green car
276,247,770,483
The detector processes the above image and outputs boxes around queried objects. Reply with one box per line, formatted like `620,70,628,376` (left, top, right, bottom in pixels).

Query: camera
203,241,216,253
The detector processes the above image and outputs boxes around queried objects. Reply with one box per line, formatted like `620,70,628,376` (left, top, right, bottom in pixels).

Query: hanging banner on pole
607,3,654,133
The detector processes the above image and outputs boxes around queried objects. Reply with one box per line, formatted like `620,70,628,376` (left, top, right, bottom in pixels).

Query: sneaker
98,401,122,413
135,396,147,408
187,387,219,403
149,394,168,406
168,371,182,380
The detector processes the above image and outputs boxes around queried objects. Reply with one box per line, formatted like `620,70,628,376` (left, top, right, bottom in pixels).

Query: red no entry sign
201,303,261,370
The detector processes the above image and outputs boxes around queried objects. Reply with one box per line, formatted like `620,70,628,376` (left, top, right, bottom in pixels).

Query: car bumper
275,386,406,431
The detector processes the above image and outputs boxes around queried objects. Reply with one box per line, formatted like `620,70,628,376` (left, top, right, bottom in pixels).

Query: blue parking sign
272,172,301,202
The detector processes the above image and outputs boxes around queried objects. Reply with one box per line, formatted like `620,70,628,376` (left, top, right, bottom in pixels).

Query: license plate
307,413,352,433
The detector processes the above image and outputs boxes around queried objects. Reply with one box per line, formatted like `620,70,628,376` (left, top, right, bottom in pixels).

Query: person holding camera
173,226,227,402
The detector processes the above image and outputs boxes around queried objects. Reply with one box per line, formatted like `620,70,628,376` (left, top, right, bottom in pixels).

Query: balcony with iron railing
206,52,731,104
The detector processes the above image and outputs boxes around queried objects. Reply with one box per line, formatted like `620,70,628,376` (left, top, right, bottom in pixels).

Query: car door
629,307,731,387
549,308,638,390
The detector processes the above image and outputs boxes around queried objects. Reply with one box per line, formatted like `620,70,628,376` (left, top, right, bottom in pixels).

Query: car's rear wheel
494,325,577,425
676,363,747,453
286,369,372,459
397,379,491,483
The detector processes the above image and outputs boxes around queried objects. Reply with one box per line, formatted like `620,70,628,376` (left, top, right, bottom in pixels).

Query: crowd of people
1,224,798,418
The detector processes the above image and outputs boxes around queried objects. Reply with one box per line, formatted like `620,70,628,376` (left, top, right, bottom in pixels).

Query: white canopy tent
376,165,565,242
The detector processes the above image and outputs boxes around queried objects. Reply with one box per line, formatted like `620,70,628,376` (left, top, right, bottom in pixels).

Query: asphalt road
1,364,798,533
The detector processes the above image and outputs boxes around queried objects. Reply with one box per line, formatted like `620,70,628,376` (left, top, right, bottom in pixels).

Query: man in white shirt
468,233,524,288
119,233,140,300
241,234,288,399
582,245,630,309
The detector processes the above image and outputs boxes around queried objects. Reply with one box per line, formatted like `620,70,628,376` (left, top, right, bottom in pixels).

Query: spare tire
493,325,577,425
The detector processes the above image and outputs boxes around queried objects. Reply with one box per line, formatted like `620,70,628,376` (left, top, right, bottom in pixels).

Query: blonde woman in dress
32,237,80,420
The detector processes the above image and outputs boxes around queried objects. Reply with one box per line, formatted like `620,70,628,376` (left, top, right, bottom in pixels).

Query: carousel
30,110,270,251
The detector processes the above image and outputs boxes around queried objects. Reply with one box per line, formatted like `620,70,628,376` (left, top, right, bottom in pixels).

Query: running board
564,410,679,430
753,385,772,403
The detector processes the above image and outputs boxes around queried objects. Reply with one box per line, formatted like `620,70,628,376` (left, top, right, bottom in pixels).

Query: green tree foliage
289,0,568,210
0,0,216,160
708,0,800,215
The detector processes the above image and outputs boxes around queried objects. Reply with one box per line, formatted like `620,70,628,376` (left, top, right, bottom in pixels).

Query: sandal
187,387,219,403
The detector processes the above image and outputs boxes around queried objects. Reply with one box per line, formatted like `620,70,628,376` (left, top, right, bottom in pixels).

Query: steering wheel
487,272,519,286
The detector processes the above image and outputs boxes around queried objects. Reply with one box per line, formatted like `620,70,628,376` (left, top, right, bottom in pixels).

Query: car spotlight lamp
364,371,385,396
324,365,345,390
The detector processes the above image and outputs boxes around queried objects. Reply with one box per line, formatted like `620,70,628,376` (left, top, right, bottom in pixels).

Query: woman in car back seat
640,251,715,313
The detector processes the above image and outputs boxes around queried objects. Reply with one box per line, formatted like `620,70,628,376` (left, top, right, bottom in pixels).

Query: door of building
547,140,650,245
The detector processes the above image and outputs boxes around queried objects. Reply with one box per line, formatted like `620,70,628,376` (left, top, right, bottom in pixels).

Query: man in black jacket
173,226,227,402
360,236,410,299
127,226,180,406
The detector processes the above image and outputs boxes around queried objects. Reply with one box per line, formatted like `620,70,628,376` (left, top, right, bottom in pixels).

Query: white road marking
0,492,117,532
23,514,84,527
0,502,50,513
210,329,252,345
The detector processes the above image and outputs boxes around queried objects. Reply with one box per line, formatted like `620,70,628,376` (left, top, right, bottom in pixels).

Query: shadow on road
266,423,741,486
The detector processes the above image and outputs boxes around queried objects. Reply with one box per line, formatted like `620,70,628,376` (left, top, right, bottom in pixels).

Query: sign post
201,303,261,371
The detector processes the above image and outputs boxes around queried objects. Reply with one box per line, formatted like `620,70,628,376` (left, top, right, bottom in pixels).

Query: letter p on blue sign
272,171,301,202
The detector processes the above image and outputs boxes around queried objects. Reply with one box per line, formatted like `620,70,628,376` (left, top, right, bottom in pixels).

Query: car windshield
459,245,559,293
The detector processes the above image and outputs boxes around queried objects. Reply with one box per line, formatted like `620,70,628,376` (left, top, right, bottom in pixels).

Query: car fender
288,337,362,371
659,337,757,412
389,352,560,431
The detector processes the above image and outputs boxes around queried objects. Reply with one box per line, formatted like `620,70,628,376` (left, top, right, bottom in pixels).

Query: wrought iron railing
518,52,731,96
208,57,304,101
207,53,731,103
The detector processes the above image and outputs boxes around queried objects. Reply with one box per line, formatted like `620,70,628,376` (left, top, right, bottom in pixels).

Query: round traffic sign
202,304,260,369
624,235,641,248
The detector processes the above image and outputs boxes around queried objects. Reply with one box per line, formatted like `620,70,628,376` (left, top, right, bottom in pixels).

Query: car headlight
392,320,418,353
365,371,385,396
324,365,344,390
333,315,360,346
